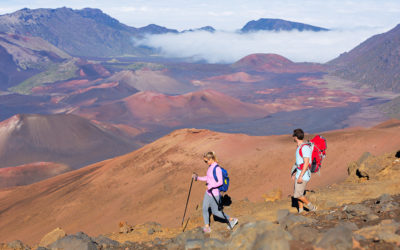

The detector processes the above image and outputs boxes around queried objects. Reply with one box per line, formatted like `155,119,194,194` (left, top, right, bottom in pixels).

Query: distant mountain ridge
182,26,216,33
138,24,178,34
0,8,155,57
0,7,330,58
240,18,328,32
329,24,400,92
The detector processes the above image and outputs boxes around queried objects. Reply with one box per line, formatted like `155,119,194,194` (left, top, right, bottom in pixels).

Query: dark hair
293,128,304,140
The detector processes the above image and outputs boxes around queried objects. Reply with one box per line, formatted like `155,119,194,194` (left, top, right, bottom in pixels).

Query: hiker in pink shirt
197,161,223,197
192,151,238,233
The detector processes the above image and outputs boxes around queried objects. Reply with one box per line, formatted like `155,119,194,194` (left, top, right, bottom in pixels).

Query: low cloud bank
134,27,387,64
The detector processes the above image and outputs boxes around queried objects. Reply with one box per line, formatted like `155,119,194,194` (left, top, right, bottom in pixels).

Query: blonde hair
203,151,217,161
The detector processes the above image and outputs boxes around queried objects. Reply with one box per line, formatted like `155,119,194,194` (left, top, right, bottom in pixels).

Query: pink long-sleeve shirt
197,162,223,197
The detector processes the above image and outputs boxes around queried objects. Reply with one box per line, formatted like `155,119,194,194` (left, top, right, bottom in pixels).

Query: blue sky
1,0,399,63
1,0,400,31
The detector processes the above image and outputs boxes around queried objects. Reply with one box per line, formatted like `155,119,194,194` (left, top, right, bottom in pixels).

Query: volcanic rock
376,193,394,204
315,225,354,250
39,227,66,247
343,204,373,216
92,235,120,248
355,219,400,244
228,221,292,250
49,232,97,250
278,214,317,230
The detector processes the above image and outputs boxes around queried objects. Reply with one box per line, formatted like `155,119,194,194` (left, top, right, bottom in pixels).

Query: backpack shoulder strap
299,142,311,158
212,164,220,182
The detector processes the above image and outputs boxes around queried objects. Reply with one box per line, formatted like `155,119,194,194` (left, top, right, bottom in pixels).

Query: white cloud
134,27,388,64
207,11,235,17
0,7,20,14
1,0,400,31
115,7,149,13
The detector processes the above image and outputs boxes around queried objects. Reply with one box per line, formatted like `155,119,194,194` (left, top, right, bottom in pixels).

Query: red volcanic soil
78,89,269,127
76,59,111,78
69,82,119,95
0,113,139,169
206,72,264,83
232,53,327,73
0,162,71,188
89,120,146,142
124,90,268,124
106,70,191,94
0,119,399,244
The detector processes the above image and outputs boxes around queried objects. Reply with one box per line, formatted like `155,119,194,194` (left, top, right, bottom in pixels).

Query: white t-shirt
295,144,311,181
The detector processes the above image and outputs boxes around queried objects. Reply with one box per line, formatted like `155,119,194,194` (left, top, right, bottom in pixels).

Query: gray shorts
294,180,308,198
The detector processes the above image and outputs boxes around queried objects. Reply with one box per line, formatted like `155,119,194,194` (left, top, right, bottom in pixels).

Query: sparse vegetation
9,59,79,94
380,96,400,119
111,62,166,71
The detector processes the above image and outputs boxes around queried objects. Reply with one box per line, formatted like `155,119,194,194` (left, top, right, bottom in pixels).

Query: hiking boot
202,226,212,233
227,218,238,230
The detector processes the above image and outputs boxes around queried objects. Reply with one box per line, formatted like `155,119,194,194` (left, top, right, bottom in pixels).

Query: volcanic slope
75,89,269,127
232,53,326,73
0,119,399,244
0,33,70,90
0,113,139,169
106,70,194,95
0,162,71,189
329,23,400,92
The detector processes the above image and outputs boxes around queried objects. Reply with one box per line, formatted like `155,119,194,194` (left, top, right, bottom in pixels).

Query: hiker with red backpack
192,151,238,233
291,128,326,213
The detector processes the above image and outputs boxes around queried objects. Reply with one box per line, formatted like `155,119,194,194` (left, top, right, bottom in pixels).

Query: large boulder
228,221,292,250
276,209,290,222
173,227,205,247
39,227,66,247
3,240,30,250
185,238,226,250
119,221,133,234
278,214,317,230
343,204,373,217
315,225,354,250
357,158,386,179
376,193,394,204
49,232,97,250
355,219,400,244
288,224,320,243
348,152,394,180
92,235,120,249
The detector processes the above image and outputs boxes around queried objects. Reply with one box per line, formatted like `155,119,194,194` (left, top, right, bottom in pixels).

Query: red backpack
299,135,327,173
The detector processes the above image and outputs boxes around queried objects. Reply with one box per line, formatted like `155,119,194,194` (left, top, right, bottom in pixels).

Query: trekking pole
210,190,232,230
181,176,194,226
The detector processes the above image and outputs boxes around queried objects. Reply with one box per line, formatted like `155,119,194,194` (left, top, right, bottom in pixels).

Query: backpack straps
212,164,220,182
298,143,310,170
298,143,310,158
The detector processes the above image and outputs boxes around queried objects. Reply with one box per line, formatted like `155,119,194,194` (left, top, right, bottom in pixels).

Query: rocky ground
1,151,399,250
